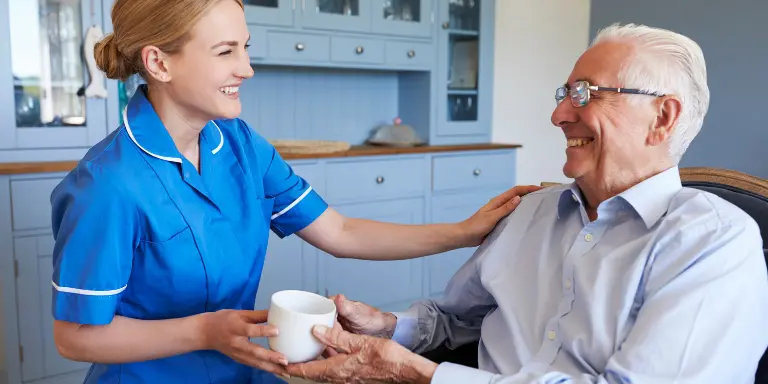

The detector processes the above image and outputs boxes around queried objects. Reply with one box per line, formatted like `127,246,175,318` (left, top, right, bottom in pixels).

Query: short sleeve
50,163,140,325
236,123,328,238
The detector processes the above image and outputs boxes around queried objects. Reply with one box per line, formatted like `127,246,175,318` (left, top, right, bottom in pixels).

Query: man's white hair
591,23,710,163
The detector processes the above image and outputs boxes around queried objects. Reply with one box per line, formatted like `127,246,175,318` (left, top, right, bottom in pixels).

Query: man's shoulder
666,186,759,231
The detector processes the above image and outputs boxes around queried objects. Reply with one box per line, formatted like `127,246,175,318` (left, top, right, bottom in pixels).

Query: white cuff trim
271,186,313,220
52,281,127,296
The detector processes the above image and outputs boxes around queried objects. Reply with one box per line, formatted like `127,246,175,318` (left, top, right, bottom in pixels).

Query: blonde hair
95,0,244,81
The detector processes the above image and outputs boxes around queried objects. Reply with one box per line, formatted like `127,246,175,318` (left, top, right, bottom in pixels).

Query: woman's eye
245,44,251,50
219,50,232,56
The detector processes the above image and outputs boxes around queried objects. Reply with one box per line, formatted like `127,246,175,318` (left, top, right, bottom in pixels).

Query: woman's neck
146,86,206,170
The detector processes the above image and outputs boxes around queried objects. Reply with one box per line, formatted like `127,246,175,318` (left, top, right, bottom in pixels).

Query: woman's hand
331,294,397,339
286,323,437,384
458,185,543,247
199,309,289,375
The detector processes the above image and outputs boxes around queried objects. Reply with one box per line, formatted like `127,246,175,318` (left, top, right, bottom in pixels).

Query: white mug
267,290,337,363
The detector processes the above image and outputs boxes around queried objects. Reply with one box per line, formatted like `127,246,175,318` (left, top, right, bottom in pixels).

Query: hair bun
94,33,136,81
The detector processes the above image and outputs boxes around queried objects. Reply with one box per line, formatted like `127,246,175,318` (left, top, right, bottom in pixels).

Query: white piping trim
210,121,224,154
271,186,313,220
122,107,183,164
52,281,127,296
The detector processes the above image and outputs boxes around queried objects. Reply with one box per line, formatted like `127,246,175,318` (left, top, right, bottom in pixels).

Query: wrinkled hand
200,309,288,376
459,185,543,247
286,322,436,384
331,294,397,339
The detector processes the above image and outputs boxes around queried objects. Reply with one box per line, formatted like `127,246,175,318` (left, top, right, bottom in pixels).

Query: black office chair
421,167,768,381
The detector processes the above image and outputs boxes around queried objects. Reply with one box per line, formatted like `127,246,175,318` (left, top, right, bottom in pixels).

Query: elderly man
285,23,768,383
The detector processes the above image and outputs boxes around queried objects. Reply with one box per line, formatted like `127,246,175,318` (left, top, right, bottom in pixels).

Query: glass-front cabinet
243,0,295,27
301,0,371,33
0,0,108,150
372,0,433,38
437,0,488,137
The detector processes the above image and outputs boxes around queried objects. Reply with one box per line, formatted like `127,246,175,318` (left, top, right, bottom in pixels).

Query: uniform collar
557,166,682,228
123,84,224,164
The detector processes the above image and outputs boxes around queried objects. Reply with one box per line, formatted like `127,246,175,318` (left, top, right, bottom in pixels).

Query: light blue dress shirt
393,166,768,383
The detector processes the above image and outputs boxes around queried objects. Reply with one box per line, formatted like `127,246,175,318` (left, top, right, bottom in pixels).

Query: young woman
50,0,538,382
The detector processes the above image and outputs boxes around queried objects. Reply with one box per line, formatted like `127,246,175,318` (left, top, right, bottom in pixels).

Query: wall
491,0,592,186
590,0,768,179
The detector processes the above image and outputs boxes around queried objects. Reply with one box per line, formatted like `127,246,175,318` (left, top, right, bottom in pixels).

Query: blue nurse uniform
50,85,328,383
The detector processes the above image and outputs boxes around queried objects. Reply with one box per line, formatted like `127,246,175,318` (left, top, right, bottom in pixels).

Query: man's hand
285,322,437,384
332,294,397,339
458,185,543,247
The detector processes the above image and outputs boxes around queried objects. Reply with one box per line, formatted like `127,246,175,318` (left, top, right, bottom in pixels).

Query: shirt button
184,172,190,179
565,279,572,289
547,330,556,340
584,233,593,242
572,194,578,202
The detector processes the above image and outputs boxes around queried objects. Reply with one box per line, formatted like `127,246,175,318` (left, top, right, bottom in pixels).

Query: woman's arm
54,310,289,374
297,185,539,260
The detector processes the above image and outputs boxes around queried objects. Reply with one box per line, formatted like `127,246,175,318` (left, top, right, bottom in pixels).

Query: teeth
220,86,239,95
567,138,594,148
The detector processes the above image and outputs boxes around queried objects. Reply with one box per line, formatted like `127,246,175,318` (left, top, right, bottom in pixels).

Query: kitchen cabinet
0,0,109,151
243,0,295,27
372,0,433,38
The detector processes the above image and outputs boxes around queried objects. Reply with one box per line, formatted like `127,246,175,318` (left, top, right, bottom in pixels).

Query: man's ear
647,95,682,146
141,45,172,83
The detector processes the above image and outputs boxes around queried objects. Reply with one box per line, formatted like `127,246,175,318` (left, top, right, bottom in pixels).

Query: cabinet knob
295,43,305,51
355,46,364,54
442,22,450,29
407,50,416,58
376,176,385,184
473,168,481,176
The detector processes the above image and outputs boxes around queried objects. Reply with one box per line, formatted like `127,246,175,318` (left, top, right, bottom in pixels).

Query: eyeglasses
555,80,665,107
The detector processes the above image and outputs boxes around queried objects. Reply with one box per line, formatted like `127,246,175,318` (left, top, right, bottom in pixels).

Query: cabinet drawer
432,152,515,192
385,41,432,68
268,32,329,62
331,37,384,64
325,158,426,202
11,178,62,231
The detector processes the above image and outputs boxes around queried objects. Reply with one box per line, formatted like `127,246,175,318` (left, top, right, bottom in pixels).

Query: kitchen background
0,0,764,383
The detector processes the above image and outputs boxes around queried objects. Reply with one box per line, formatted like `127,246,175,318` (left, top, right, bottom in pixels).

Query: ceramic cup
267,290,337,363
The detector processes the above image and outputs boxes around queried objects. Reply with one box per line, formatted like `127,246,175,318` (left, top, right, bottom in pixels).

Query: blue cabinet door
301,0,371,33
435,0,495,138
371,0,433,38
243,0,295,27
318,198,424,312
0,0,109,150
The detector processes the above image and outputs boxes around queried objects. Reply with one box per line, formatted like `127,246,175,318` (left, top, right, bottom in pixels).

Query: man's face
550,41,666,183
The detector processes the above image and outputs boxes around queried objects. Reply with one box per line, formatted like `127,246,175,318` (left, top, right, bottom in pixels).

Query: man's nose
551,99,576,127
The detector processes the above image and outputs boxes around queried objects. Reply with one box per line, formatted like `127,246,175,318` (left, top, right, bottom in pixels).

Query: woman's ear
647,95,682,146
141,45,172,83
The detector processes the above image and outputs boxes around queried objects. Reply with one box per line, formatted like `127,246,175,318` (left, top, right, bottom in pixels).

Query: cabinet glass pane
448,0,479,31
9,0,86,128
243,0,279,7
446,33,479,121
382,0,420,22
316,0,359,16
447,94,477,121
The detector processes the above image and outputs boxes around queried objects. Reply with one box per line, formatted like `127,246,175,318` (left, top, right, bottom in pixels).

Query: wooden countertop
0,143,521,175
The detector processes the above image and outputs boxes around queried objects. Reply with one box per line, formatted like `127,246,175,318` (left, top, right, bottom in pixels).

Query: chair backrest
679,167,768,383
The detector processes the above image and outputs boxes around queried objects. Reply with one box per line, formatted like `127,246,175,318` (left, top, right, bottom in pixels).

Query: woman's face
163,0,254,123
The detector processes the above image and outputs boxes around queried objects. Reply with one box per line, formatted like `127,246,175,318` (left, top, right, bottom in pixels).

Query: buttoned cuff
431,362,495,384
391,311,419,350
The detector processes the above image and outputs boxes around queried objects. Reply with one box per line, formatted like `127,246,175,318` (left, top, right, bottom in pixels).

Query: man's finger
285,356,345,382
312,324,360,354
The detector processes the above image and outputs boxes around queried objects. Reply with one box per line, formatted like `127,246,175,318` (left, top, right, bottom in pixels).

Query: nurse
50,0,539,383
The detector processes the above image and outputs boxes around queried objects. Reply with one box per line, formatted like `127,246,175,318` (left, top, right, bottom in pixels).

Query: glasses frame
555,80,665,107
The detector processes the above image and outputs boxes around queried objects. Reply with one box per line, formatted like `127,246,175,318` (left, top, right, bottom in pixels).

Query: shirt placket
524,198,615,373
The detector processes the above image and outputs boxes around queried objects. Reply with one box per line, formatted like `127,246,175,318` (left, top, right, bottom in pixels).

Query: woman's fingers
245,324,279,338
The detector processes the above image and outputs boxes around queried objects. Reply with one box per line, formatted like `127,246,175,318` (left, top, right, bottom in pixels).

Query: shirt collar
557,166,682,228
123,84,224,164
